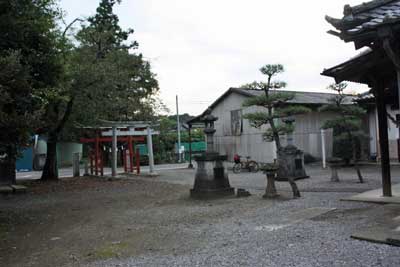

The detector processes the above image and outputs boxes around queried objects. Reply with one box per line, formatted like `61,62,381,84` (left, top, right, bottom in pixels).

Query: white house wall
369,108,378,156
210,92,334,163
369,106,399,159
211,93,275,163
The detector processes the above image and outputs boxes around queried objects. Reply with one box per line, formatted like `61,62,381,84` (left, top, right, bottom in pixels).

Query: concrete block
0,186,13,194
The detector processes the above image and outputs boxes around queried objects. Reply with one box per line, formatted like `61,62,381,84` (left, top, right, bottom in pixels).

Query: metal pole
176,95,182,162
147,126,155,174
111,126,117,177
321,129,326,169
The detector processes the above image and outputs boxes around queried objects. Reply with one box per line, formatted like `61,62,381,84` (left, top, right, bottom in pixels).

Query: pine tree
242,64,310,198
320,82,367,183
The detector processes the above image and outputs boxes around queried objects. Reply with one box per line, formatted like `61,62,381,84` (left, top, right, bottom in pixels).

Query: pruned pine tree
242,64,310,198
320,83,367,183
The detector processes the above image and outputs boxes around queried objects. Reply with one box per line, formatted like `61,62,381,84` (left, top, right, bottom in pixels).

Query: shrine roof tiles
326,0,400,36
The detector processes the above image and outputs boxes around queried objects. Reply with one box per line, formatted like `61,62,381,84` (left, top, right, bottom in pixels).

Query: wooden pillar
136,148,140,174
123,149,127,173
147,126,155,174
90,151,94,175
375,84,392,197
111,126,117,177
100,148,104,176
188,124,193,168
128,136,133,173
95,133,99,176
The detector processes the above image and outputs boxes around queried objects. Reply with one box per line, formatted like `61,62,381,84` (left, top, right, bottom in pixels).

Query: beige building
195,88,357,163
358,93,400,161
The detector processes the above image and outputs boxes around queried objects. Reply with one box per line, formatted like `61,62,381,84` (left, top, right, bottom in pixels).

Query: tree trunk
351,136,364,183
40,98,74,181
0,155,16,185
288,177,301,198
41,136,58,181
356,165,364,183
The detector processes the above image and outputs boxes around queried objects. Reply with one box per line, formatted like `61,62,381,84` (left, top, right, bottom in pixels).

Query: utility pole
176,95,182,162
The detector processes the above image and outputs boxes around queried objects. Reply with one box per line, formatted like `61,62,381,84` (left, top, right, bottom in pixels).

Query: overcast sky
60,0,369,115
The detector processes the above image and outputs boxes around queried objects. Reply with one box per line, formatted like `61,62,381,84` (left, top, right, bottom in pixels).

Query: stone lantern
276,117,308,181
190,110,234,199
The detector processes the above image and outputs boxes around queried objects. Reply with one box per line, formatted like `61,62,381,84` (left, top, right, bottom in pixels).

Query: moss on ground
91,242,129,260
0,223,9,240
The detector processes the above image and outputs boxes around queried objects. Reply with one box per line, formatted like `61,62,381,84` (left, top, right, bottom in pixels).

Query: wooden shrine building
322,0,400,197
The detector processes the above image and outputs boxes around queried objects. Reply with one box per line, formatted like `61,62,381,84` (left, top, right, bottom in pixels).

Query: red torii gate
80,133,145,176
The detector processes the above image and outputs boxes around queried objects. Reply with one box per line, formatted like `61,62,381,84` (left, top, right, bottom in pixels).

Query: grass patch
0,223,9,240
90,241,129,260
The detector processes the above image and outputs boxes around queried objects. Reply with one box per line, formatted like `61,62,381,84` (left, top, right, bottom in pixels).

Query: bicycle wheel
248,161,259,173
233,163,242,173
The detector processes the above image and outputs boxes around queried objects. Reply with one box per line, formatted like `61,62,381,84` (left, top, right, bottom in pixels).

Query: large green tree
0,0,62,184
242,64,310,198
40,0,159,180
320,83,367,183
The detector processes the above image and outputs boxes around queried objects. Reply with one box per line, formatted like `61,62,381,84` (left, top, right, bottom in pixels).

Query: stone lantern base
276,145,308,181
190,153,234,199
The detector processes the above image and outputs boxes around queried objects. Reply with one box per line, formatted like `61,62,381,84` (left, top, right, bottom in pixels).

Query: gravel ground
1,165,400,267
157,164,400,194
86,191,400,267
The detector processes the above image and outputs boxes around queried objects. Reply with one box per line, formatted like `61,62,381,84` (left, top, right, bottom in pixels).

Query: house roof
188,88,356,124
326,0,400,43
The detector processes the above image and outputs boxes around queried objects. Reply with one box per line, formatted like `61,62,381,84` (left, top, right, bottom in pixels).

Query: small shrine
190,110,234,199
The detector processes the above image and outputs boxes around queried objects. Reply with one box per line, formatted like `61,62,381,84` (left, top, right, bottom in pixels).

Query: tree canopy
0,0,162,182
320,82,367,182
0,0,63,184
242,65,310,149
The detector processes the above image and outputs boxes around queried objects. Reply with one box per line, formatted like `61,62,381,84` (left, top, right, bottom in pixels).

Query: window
231,109,243,136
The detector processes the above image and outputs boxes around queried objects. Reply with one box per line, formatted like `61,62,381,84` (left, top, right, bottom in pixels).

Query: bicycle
232,155,259,173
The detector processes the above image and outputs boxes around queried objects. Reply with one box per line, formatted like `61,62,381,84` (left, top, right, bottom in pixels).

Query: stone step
11,185,27,193
0,185,28,194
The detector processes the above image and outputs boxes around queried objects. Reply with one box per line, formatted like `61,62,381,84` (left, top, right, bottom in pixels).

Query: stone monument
190,111,234,199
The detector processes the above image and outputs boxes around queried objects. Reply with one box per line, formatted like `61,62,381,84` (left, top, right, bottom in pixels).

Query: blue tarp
16,147,33,172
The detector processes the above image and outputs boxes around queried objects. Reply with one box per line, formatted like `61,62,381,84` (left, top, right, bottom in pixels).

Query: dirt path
0,176,274,267
1,168,400,267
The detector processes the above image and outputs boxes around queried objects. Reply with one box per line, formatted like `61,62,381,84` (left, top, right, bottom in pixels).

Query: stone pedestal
330,165,339,182
190,153,234,199
73,152,80,178
276,145,308,181
263,171,279,198
327,157,342,182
